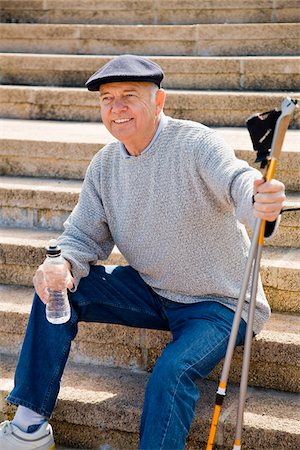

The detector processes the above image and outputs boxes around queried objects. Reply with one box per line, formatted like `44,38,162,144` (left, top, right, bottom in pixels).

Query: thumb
253,178,264,195
66,270,74,290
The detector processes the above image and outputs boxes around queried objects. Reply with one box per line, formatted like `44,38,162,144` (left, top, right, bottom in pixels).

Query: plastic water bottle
44,239,71,324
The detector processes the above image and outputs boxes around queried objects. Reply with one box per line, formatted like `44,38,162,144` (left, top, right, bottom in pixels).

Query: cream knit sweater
59,117,271,334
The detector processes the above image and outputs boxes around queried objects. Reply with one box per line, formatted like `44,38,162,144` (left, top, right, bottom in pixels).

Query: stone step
0,227,299,314
0,227,123,286
0,176,298,249
0,285,299,393
1,86,299,128
1,53,300,91
0,118,110,180
0,176,82,231
1,119,299,190
1,0,299,25
1,23,299,57
1,355,299,449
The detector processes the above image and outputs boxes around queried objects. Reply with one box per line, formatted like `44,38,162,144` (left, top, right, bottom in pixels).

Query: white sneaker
0,420,55,449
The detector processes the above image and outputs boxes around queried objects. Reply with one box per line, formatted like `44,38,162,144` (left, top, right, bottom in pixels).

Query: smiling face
99,81,166,156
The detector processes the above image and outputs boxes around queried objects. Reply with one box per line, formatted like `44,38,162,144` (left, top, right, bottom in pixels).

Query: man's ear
155,89,166,115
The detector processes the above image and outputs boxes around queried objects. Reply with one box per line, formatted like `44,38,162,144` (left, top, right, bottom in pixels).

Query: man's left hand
253,179,286,222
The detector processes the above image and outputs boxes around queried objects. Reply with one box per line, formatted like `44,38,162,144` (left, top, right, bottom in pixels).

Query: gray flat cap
85,54,164,91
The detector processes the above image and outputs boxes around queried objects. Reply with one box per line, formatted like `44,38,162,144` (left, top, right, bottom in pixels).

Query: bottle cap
46,239,61,256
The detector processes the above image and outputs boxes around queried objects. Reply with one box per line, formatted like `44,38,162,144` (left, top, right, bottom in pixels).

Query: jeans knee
151,354,200,394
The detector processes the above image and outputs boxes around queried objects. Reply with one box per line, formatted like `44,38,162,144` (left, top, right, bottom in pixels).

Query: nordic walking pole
206,97,298,450
232,96,298,450
232,239,262,450
206,220,261,450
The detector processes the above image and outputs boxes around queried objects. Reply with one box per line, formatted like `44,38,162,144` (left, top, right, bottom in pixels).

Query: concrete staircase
0,1,299,449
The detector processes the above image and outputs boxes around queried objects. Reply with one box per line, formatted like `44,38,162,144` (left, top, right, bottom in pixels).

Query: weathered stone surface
1,87,299,127
0,227,126,286
1,120,299,189
1,0,299,25
264,287,300,313
261,247,300,291
2,54,299,91
1,177,298,245
1,227,299,290
0,177,80,229
242,56,300,90
52,420,139,450
196,23,300,56
234,153,300,193
1,355,299,449
222,386,300,449
0,118,109,178
165,91,300,128
1,23,299,56
1,285,299,391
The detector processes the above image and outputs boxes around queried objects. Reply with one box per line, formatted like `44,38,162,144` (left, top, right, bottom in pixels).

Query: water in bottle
44,239,71,324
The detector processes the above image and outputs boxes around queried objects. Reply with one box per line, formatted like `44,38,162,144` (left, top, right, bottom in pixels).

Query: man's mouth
113,118,132,124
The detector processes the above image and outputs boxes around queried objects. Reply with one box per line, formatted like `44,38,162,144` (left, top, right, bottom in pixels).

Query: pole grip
258,158,277,245
257,106,295,246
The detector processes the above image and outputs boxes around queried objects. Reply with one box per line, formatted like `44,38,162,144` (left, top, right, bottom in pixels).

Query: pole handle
258,102,297,246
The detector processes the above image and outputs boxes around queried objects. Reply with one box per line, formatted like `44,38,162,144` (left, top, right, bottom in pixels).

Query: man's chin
110,126,134,142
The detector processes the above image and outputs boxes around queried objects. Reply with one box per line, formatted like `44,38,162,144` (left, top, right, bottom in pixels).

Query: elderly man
0,55,285,450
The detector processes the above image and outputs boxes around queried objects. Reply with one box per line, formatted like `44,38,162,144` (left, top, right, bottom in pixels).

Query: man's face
99,81,165,155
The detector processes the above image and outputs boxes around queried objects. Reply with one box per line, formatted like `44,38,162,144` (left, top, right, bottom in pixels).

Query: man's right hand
33,259,74,304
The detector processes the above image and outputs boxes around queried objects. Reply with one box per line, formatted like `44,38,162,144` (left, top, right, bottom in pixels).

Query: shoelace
0,420,12,435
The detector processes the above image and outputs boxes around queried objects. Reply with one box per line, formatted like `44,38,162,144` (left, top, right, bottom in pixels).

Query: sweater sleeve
196,129,262,229
58,156,114,289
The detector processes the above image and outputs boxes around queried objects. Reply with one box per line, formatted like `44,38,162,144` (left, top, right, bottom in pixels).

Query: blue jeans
8,265,246,450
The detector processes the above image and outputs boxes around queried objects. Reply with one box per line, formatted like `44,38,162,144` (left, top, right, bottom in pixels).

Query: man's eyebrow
100,88,139,97
99,91,111,97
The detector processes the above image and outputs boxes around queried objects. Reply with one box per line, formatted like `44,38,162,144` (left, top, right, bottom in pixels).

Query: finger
65,269,74,290
254,190,286,205
33,266,49,304
67,277,75,290
253,201,283,221
39,288,50,304
256,179,285,194
33,284,49,304
253,178,265,195
254,201,282,214
253,210,281,222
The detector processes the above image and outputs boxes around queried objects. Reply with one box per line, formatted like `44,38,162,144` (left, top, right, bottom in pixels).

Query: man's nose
111,98,127,113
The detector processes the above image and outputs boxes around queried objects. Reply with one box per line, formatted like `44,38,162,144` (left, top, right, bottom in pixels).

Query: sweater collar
119,113,168,159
